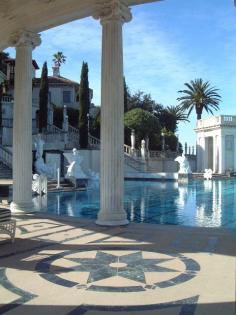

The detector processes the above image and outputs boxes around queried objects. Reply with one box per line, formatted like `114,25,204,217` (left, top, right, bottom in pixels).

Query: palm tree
166,105,189,124
177,79,221,120
52,52,66,68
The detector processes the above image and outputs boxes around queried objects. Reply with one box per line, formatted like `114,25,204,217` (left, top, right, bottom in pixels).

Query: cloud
5,0,236,146
123,11,210,106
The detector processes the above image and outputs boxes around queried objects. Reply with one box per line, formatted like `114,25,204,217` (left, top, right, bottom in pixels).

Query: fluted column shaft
10,31,41,211
95,1,131,225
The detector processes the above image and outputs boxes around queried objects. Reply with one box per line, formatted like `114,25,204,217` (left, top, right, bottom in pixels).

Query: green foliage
67,108,80,127
53,106,79,129
163,130,178,151
79,62,90,148
156,109,177,133
90,108,101,139
124,108,160,150
128,90,156,112
39,62,48,133
124,77,130,113
166,105,189,123
177,78,221,120
52,52,66,68
53,106,63,129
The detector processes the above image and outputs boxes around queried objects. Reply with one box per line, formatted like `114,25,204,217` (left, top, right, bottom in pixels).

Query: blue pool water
38,180,236,228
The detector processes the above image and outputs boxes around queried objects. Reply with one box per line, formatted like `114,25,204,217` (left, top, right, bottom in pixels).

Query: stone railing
68,125,79,143
219,115,236,125
124,144,132,155
2,118,38,136
196,115,236,129
33,124,65,143
149,150,178,159
1,118,13,128
0,144,12,168
47,124,63,134
88,134,101,149
1,96,13,103
124,144,141,157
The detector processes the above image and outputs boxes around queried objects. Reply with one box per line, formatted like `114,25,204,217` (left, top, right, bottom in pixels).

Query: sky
5,0,236,147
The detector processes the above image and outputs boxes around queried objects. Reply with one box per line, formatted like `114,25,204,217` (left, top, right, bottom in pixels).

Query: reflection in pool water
34,180,236,228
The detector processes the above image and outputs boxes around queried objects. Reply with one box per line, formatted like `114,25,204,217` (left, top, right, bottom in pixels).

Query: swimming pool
36,179,236,228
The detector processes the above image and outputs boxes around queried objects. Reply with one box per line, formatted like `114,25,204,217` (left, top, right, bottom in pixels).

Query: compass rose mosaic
36,250,200,292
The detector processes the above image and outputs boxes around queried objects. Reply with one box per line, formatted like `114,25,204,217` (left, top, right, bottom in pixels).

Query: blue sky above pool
6,0,236,146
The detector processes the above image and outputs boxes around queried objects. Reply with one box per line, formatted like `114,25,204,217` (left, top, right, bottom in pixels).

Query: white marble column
197,135,205,172
234,135,236,172
10,31,41,211
95,0,131,225
213,135,218,173
218,133,225,174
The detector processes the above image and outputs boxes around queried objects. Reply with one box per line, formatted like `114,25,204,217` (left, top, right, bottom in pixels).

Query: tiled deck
0,212,235,315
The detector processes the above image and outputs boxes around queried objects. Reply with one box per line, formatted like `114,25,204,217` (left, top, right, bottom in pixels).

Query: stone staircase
192,172,230,179
47,179,86,191
0,162,12,179
124,153,162,173
0,145,12,179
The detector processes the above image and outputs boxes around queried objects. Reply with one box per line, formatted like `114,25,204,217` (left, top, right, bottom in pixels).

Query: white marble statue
63,148,88,180
35,134,44,160
175,154,192,174
141,139,146,160
34,134,54,178
32,174,47,195
203,169,213,180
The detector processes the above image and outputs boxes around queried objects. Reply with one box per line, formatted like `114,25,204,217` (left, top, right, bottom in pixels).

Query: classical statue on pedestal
175,154,192,174
34,134,54,178
63,148,88,187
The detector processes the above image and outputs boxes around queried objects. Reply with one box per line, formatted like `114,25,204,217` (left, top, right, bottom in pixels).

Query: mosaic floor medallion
36,250,200,293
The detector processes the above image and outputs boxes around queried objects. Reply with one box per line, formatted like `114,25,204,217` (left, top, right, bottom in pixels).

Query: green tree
38,62,49,133
162,129,178,152
177,79,221,120
53,106,63,129
52,51,66,68
124,77,130,113
53,106,79,129
166,105,189,124
0,52,9,74
156,109,177,133
90,108,101,139
124,108,160,150
79,62,90,148
128,91,156,112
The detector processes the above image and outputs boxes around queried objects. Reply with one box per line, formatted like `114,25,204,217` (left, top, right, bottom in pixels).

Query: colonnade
10,0,131,226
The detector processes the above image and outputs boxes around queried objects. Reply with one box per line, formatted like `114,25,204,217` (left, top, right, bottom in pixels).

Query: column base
10,201,34,213
96,210,129,226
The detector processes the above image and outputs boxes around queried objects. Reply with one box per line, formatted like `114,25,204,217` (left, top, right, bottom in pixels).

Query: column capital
10,30,41,49
93,0,132,25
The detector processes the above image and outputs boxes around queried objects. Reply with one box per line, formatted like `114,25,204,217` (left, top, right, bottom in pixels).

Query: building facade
0,59,93,146
195,115,236,174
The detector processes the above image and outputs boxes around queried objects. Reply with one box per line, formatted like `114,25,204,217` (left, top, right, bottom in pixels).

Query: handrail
47,124,64,134
68,125,79,134
67,125,79,146
1,119,13,128
1,96,13,103
88,134,100,148
0,144,12,168
88,134,101,144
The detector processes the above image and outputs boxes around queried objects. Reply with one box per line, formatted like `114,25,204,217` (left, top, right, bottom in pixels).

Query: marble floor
0,212,235,315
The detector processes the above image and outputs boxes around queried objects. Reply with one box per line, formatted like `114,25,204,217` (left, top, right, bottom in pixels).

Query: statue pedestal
67,178,88,189
178,173,192,183
75,179,88,188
